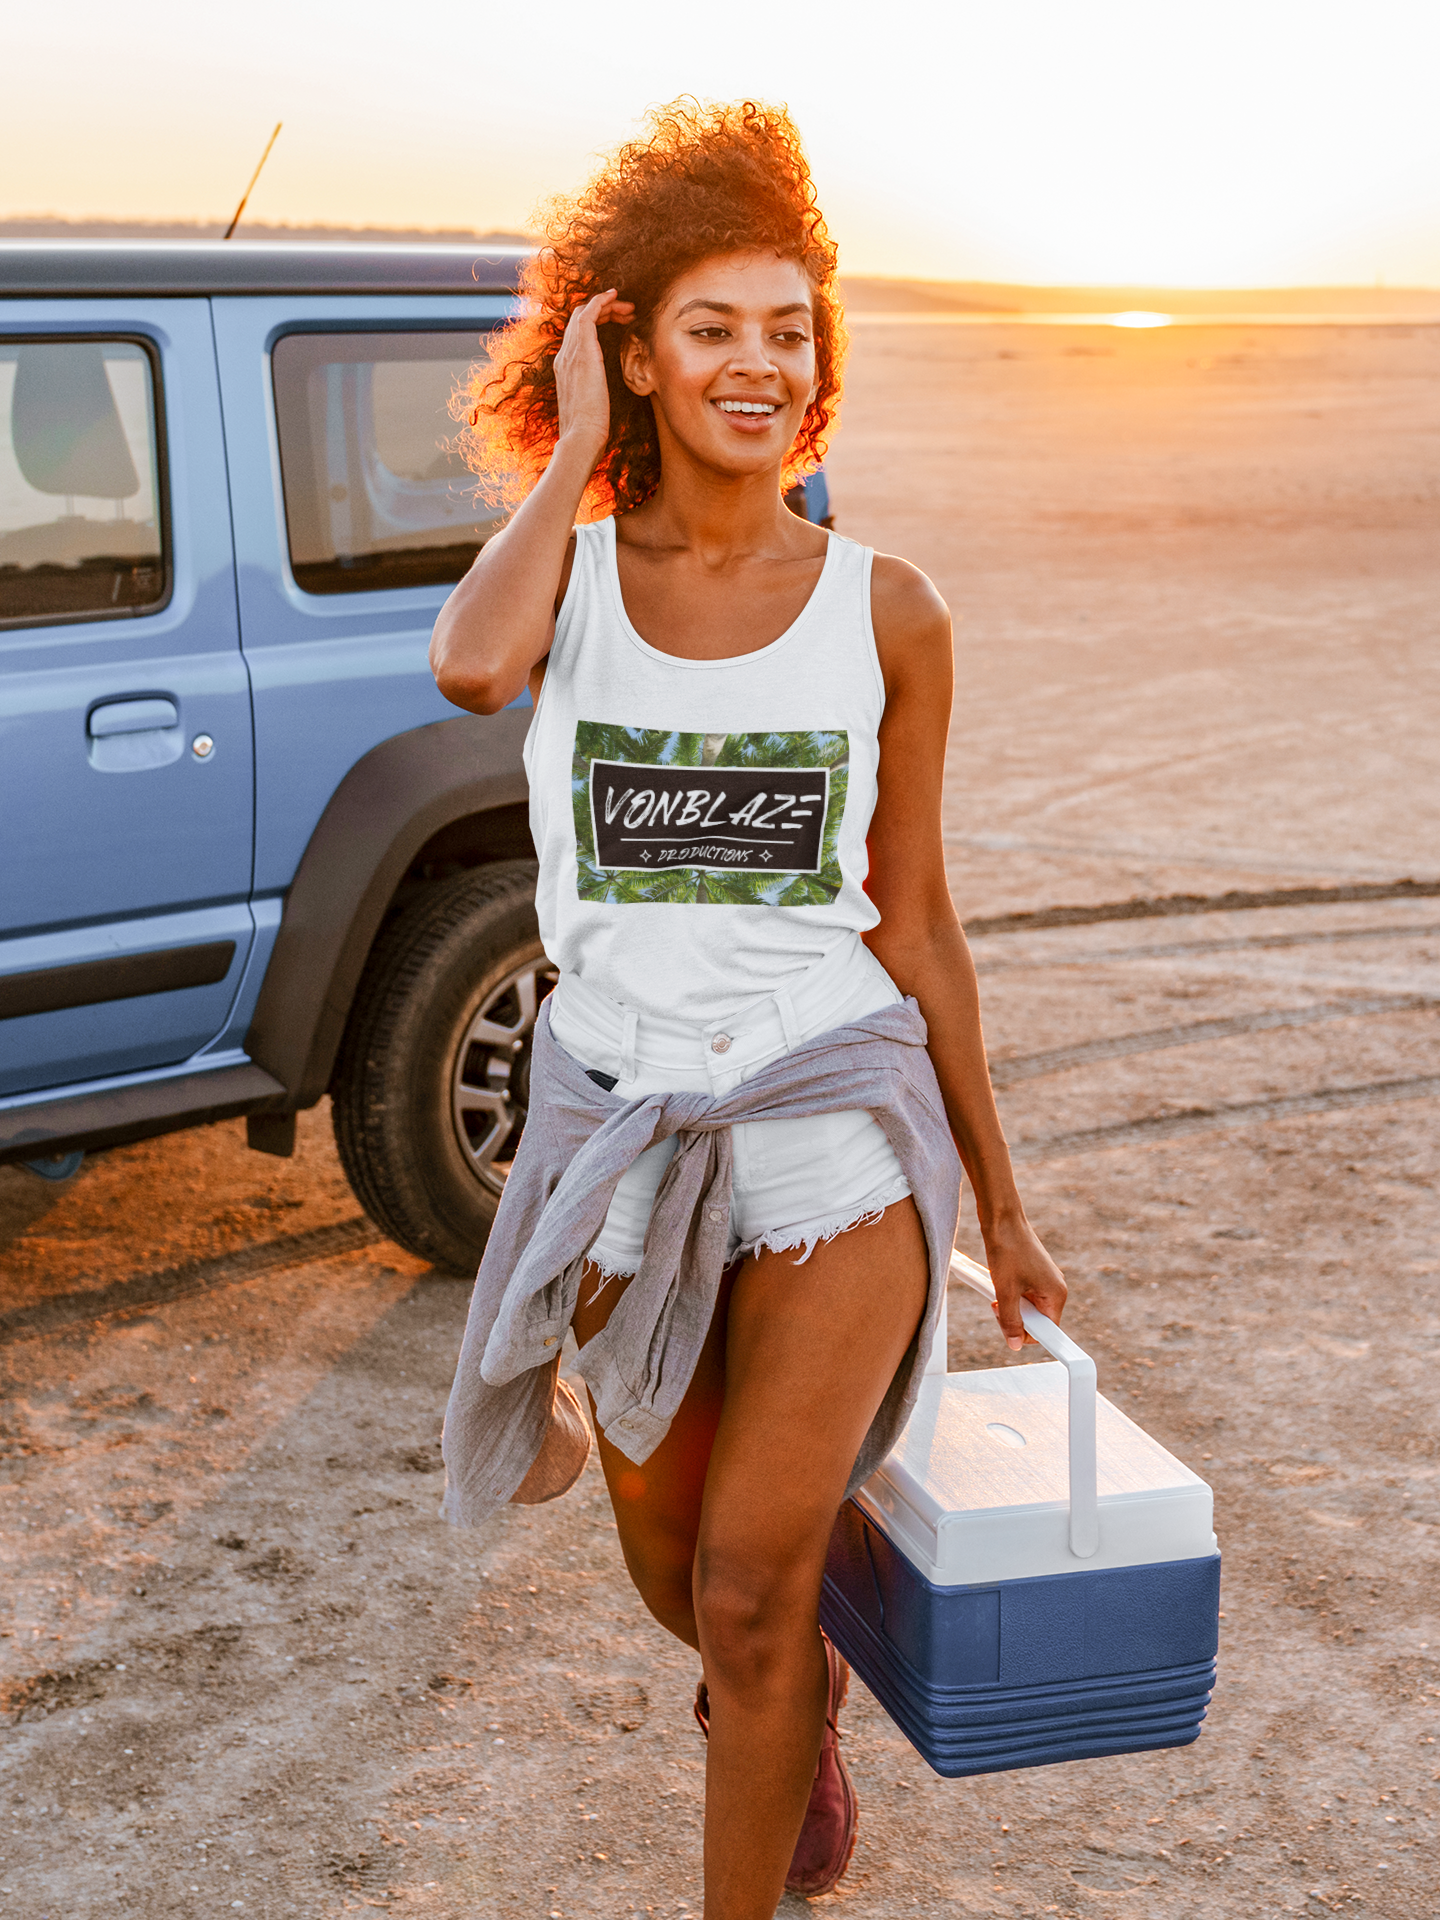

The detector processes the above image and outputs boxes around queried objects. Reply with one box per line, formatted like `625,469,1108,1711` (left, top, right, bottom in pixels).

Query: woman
431,101,1066,1918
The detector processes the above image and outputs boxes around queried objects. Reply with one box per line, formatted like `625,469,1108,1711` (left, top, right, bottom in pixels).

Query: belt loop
773,985,802,1052
619,1007,639,1083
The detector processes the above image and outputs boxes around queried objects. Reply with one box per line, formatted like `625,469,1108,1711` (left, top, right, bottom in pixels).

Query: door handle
88,697,182,772
88,698,179,737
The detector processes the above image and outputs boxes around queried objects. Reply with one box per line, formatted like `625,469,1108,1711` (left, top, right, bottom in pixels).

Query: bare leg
695,1197,928,1918
570,1199,927,1918
570,1257,736,1649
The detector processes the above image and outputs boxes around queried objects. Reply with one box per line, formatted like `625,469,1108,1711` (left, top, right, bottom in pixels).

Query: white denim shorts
546,935,913,1278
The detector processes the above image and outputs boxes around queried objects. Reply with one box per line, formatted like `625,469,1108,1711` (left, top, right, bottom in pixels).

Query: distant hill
836,278,1016,314
0,216,533,246
839,276,1440,317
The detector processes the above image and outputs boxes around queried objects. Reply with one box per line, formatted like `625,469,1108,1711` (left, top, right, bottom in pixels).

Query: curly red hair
456,98,845,520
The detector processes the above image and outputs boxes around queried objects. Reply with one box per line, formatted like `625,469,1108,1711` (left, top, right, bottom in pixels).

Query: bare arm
863,556,1067,1349
429,290,634,715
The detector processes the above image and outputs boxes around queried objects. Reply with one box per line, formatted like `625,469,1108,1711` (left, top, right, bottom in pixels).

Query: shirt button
707,1208,725,1223
710,1033,732,1054
542,1337,557,1348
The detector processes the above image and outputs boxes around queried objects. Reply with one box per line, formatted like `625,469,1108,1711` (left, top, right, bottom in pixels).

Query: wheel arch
244,707,533,1109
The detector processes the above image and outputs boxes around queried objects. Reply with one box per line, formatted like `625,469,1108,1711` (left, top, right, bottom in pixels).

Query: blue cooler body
822,1255,1220,1777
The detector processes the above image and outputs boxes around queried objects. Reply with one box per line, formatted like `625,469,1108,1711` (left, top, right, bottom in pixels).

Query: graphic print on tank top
572,723,849,906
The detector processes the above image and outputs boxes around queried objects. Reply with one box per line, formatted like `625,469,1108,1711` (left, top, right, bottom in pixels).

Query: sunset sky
8,0,1440,287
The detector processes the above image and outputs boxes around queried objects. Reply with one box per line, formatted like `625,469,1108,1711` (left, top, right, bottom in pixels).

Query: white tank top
523,515,885,1024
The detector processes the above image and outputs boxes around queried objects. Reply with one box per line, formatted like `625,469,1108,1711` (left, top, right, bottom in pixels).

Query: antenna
224,122,283,241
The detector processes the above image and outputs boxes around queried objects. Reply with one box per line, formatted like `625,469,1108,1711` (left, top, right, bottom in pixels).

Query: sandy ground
2,318,1439,1919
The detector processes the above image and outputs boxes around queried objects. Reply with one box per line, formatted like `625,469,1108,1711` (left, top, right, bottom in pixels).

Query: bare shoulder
868,551,953,686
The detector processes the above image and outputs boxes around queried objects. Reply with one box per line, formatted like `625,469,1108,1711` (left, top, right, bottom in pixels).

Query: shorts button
710,1033,732,1054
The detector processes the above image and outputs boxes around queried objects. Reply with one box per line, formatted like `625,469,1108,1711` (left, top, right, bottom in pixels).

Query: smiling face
621,251,820,484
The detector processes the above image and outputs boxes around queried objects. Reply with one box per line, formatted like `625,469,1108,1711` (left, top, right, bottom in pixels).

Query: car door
0,301,255,1100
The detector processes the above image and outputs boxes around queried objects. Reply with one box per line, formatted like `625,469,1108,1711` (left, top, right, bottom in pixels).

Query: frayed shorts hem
732,1173,914,1267
585,1173,913,1283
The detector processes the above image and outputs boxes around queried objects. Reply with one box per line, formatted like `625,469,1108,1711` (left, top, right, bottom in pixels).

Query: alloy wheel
449,956,557,1196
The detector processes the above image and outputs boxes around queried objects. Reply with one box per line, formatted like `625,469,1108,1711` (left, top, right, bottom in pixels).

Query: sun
1108,311,1172,329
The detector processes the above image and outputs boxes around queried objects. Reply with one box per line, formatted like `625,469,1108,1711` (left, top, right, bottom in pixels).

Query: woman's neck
620,445,816,565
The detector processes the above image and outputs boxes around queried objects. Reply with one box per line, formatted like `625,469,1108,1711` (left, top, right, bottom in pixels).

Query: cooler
820,1252,1220,1776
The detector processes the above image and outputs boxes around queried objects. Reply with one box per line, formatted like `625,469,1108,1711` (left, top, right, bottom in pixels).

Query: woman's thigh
696,1196,929,1623
572,1258,736,1636
571,1194,928,1640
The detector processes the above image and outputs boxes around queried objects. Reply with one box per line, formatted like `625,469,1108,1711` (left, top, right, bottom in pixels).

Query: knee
693,1553,813,1690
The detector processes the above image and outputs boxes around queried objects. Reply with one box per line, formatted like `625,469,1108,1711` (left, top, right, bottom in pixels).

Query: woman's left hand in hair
552,288,636,463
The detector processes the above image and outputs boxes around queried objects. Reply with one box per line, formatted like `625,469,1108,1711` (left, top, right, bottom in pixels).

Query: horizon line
2,217,1436,297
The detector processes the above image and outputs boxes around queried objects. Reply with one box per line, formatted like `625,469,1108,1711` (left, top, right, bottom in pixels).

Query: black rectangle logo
589,761,830,874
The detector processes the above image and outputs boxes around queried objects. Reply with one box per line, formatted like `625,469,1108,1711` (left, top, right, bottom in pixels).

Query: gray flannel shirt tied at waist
440,994,963,1529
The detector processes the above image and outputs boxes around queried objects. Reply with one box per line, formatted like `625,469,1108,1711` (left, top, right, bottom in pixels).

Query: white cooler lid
855,1360,1216,1586
851,1256,1218,1586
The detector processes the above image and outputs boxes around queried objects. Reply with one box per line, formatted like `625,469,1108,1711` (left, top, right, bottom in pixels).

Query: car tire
330,860,555,1276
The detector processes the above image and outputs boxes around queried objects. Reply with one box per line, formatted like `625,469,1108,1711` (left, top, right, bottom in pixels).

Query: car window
0,338,166,627
272,330,503,595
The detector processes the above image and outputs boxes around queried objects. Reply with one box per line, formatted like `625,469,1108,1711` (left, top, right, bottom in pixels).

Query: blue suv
0,242,550,1273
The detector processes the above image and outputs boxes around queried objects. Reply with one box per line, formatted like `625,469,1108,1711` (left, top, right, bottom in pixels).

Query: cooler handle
948,1250,1100,1559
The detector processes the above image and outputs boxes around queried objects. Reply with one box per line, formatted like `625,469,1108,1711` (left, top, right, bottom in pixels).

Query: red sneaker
691,1633,859,1899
